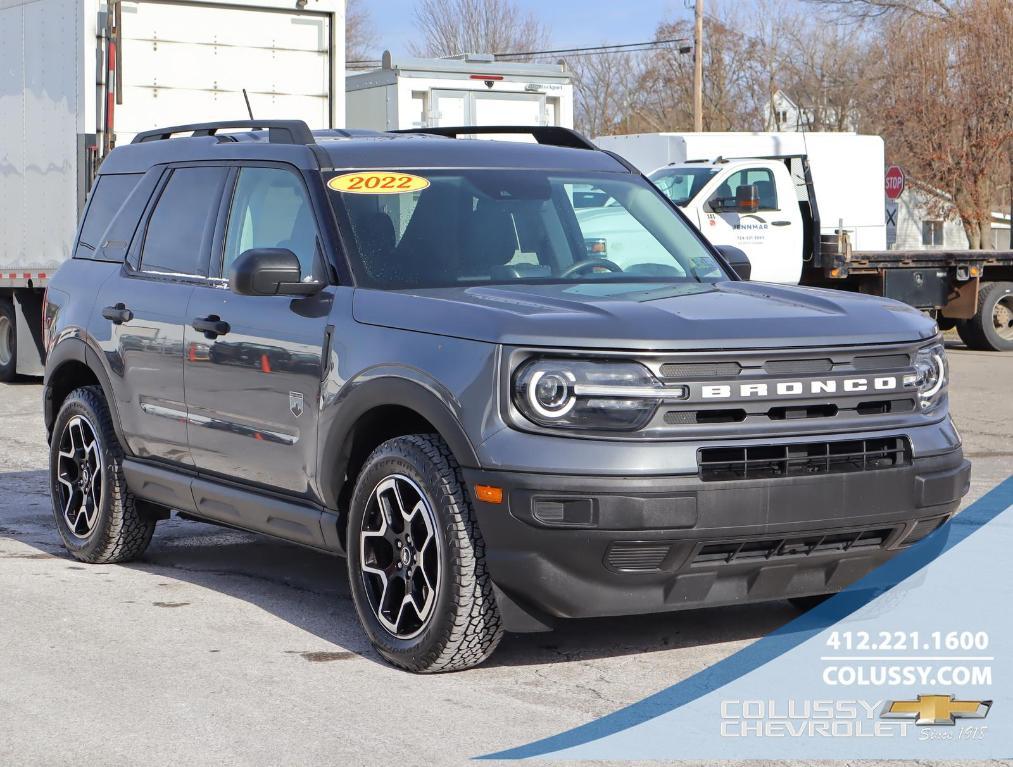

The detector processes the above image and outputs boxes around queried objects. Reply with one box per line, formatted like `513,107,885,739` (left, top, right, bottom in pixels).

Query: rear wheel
49,386,155,563
347,434,503,672
956,282,1013,352
0,299,16,382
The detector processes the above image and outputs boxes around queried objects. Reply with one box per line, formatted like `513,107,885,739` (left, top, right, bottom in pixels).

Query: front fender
44,335,130,453
318,369,481,510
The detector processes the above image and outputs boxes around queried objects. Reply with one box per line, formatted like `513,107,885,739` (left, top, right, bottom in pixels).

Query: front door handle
771,220,792,227
192,315,230,338
102,303,133,324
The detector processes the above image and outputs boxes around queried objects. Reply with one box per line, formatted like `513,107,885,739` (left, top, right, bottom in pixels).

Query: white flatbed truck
593,132,1013,351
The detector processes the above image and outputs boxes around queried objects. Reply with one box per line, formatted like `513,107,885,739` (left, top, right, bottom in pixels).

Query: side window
140,167,226,276
223,167,319,281
711,168,778,211
75,173,142,258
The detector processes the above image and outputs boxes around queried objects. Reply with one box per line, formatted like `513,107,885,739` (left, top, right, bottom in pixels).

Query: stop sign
885,165,906,199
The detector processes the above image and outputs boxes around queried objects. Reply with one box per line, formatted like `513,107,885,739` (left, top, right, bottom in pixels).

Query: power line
346,38,694,68
494,37,692,60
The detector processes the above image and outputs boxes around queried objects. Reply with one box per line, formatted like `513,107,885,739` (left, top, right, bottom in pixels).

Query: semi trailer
0,0,345,380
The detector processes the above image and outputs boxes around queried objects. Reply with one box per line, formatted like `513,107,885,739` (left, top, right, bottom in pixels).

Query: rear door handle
192,315,230,338
771,220,792,227
102,304,133,324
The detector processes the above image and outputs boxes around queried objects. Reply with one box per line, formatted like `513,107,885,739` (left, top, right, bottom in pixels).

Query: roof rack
131,120,316,146
392,125,598,150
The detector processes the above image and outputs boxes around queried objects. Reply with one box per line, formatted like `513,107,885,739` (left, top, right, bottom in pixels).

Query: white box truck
0,0,345,379
592,132,1013,351
346,51,574,132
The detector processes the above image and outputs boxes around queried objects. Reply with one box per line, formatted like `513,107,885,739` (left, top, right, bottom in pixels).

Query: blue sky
374,0,693,58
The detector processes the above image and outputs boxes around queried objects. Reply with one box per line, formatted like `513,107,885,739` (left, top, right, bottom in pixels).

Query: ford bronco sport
43,120,970,672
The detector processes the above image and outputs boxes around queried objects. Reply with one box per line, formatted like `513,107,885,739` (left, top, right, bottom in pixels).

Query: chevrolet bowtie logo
881,695,992,725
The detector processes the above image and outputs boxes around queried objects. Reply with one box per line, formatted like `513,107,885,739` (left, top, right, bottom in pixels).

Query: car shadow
1,469,803,670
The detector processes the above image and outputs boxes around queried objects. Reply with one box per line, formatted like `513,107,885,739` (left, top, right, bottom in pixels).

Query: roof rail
392,125,598,150
131,120,316,145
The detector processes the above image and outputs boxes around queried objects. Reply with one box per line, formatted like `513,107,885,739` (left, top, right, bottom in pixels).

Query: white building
765,89,858,133
888,186,1012,251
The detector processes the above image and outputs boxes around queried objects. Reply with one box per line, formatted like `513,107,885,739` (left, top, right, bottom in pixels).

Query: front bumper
463,448,970,632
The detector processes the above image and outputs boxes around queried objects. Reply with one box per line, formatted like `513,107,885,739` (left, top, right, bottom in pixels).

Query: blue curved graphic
482,476,1013,761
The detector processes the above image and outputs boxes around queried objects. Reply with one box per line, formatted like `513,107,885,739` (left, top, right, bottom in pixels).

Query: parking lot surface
1,343,1010,767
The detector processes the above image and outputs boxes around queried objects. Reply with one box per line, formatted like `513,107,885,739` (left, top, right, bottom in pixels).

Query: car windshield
327,169,728,290
649,166,718,206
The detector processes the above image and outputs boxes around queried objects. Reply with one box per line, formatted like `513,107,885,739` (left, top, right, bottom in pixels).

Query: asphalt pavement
0,341,1010,767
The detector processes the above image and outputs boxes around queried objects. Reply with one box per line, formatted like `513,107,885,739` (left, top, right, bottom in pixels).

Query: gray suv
43,121,970,672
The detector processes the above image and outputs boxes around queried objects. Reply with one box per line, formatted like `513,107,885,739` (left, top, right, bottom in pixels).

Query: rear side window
140,167,226,277
75,174,142,258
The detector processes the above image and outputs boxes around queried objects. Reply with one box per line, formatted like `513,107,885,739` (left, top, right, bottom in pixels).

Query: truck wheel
0,299,16,382
49,386,155,563
347,434,503,672
957,282,1013,352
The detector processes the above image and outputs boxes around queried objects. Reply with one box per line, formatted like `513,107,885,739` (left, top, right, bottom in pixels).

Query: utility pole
693,0,703,132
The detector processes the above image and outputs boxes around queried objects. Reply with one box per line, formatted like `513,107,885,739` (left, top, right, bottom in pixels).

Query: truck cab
650,159,804,284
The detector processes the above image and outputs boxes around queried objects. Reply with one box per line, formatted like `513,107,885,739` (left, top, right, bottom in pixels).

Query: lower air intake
698,437,910,482
605,542,671,572
693,527,894,566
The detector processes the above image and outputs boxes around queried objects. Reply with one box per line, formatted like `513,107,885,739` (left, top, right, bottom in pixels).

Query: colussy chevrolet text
42,121,970,672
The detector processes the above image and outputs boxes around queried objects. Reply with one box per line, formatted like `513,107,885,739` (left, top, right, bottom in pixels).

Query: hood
352,281,937,351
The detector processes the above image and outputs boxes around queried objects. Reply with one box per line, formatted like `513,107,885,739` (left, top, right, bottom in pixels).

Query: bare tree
777,19,878,132
409,0,549,58
567,51,642,137
871,0,1013,247
630,11,762,133
345,0,376,64
803,0,958,21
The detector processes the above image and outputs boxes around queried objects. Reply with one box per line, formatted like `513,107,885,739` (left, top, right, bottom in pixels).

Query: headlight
904,342,948,412
512,359,685,431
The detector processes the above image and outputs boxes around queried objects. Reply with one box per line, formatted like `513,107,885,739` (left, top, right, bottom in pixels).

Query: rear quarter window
74,173,143,260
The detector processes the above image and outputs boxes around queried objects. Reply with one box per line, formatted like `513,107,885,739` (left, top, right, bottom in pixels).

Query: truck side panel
0,0,83,273
115,0,340,142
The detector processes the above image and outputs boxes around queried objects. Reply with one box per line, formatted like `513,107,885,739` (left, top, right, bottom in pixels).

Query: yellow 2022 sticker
327,171,430,194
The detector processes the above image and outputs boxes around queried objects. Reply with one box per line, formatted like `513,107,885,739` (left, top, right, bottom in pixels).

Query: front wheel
347,434,503,672
49,386,155,563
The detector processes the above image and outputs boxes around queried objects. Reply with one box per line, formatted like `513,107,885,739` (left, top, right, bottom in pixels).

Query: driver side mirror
715,245,751,280
230,248,322,297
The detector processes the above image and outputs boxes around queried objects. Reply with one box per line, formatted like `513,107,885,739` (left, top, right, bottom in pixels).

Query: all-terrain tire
347,434,503,672
49,386,155,563
956,281,1013,352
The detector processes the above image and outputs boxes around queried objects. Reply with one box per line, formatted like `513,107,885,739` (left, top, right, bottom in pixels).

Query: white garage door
115,1,331,142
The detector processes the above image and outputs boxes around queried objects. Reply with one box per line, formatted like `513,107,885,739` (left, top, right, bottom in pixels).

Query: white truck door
116,2,333,142
698,164,803,283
